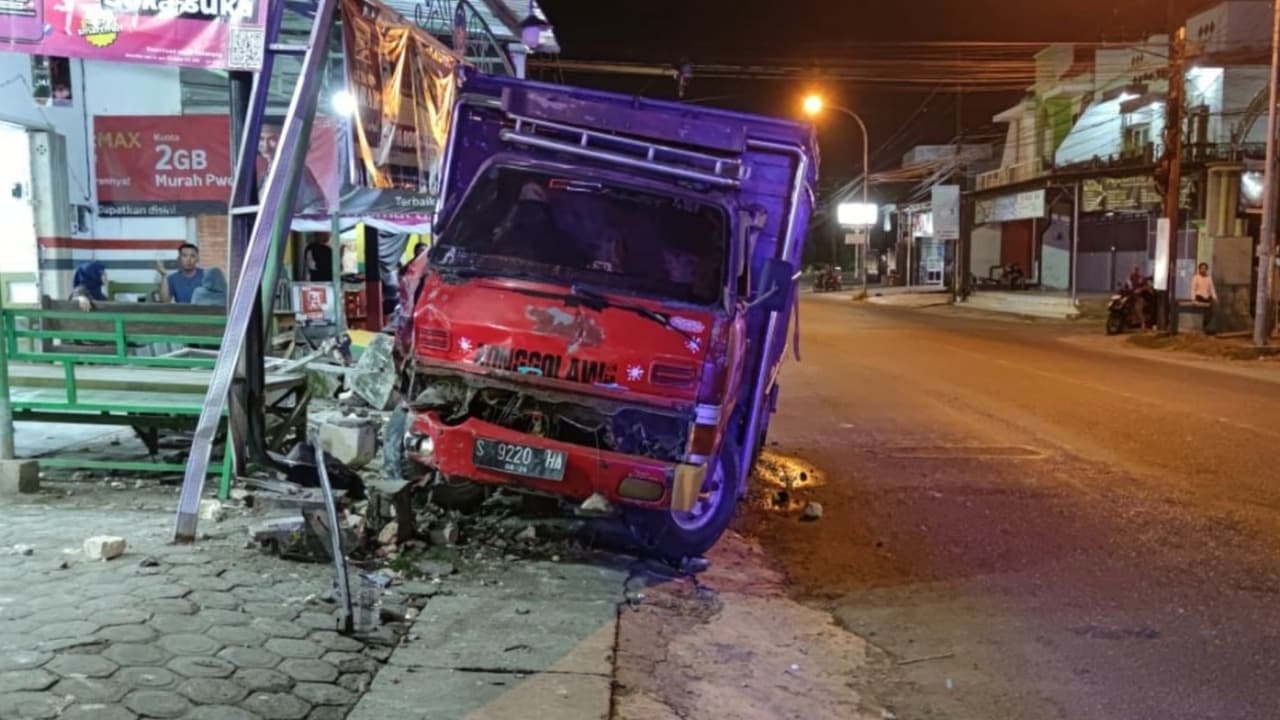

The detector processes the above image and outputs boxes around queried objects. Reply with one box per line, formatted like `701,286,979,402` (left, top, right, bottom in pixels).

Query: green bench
1,298,305,497
1,298,235,495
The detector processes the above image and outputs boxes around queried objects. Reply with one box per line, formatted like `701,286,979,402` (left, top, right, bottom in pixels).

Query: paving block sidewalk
0,488,402,720
348,560,629,720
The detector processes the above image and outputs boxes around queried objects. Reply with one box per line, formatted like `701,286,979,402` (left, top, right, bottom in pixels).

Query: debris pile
748,451,826,523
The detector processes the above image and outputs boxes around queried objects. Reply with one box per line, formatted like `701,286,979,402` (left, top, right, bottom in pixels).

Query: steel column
175,0,338,542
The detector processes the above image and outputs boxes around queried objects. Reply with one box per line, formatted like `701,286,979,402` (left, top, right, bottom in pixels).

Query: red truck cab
391,74,817,560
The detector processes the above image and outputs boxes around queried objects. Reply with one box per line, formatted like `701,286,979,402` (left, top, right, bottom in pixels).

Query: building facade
965,0,1271,326
0,0,556,306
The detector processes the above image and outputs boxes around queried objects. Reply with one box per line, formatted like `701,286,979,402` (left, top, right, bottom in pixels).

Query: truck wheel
383,404,486,510
627,436,742,563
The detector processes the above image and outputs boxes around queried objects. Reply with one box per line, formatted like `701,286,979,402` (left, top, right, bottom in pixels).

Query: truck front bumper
404,411,706,511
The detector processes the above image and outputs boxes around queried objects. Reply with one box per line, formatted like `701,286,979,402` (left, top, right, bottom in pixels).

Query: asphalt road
740,297,1280,720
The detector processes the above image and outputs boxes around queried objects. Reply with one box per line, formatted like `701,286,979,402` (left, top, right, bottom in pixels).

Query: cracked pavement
0,496,402,720
0,472,878,720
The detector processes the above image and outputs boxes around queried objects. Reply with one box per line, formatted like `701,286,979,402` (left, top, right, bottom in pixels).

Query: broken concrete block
349,334,397,410
198,499,226,522
83,536,127,561
306,367,345,402
0,460,39,495
318,417,377,468
377,521,399,547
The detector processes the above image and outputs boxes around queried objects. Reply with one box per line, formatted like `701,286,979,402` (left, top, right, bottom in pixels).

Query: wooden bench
1,299,308,497
39,296,226,355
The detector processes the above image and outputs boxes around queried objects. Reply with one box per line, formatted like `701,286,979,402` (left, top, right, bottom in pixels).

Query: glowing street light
804,93,874,290
802,94,824,117
330,89,357,117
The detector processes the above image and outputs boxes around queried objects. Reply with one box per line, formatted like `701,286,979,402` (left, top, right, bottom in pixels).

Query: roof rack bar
499,130,741,187
504,113,748,183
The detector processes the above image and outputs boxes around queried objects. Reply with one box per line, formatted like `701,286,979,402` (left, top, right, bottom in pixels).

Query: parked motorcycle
814,265,843,293
1105,276,1157,335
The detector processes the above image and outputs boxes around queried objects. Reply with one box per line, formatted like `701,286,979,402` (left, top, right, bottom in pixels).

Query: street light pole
830,105,871,291
1255,0,1280,346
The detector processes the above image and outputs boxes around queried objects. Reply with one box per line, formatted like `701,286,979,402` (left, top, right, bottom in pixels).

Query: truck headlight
405,433,434,458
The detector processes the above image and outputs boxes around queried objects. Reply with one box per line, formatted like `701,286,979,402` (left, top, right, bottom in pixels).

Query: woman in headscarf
190,267,228,306
69,261,107,311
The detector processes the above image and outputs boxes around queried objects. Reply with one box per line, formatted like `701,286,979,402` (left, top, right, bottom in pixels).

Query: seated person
191,268,228,306
69,261,107,311
155,243,205,304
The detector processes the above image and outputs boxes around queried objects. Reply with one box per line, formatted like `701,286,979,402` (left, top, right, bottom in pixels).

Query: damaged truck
387,73,818,561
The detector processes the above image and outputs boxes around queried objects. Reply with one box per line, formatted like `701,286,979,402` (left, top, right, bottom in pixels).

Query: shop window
30,56,72,107
1122,123,1151,160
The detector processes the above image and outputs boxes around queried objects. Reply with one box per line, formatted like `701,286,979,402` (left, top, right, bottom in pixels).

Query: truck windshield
432,166,727,305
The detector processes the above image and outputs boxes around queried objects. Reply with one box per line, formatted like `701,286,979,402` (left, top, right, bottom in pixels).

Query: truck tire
626,435,742,564
382,404,486,509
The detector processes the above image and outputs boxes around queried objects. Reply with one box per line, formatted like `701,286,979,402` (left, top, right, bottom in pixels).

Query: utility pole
1254,0,1280,346
1158,25,1186,333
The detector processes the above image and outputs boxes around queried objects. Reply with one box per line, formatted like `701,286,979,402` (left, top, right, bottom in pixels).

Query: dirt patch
1127,332,1280,361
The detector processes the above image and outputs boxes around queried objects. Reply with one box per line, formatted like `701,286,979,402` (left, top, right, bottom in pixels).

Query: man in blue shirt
155,243,205,303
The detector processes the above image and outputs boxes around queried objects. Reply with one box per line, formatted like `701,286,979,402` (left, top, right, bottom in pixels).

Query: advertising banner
94,114,233,217
0,0,265,71
931,184,960,240
975,189,1045,225
94,114,341,217
341,0,457,194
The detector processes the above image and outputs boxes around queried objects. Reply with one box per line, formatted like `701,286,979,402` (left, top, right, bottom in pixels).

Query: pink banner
0,0,265,71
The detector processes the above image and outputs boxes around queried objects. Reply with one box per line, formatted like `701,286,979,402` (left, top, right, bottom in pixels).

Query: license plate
472,438,567,481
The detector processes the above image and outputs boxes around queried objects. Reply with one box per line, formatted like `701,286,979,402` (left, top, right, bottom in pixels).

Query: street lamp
804,94,872,290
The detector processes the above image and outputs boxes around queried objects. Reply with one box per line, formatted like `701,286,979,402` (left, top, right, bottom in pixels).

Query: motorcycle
814,265,843,293
1105,276,1157,335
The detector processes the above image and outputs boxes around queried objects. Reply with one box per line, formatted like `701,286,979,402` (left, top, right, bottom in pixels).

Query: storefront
973,188,1047,286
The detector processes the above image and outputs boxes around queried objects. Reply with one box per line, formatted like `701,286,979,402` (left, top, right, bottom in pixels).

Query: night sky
537,0,1205,188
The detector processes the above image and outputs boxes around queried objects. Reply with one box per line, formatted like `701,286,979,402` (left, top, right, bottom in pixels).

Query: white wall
1056,98,1124,166
1041,215,1071,291
1188,1,1273,55
0,52,191,292
970,225,1001,280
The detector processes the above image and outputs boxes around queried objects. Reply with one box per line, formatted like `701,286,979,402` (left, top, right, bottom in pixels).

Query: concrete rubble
82,534,127,560
318,415,378,468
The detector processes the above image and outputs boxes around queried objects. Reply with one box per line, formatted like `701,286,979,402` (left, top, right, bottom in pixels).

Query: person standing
304,236,334,282
1190,262,1218,333
156,243,205,304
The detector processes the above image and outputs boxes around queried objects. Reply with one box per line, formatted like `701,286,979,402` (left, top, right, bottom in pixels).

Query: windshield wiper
568,285,697,345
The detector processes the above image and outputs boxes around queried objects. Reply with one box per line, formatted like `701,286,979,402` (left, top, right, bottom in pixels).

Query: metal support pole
1071,181,1081,304
0,307,13,461
175,0,339,542
331,213,345,333
1255,0,1280,346
227,71,254,477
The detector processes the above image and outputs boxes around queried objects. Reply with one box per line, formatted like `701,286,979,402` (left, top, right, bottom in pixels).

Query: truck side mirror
751,258,795,313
